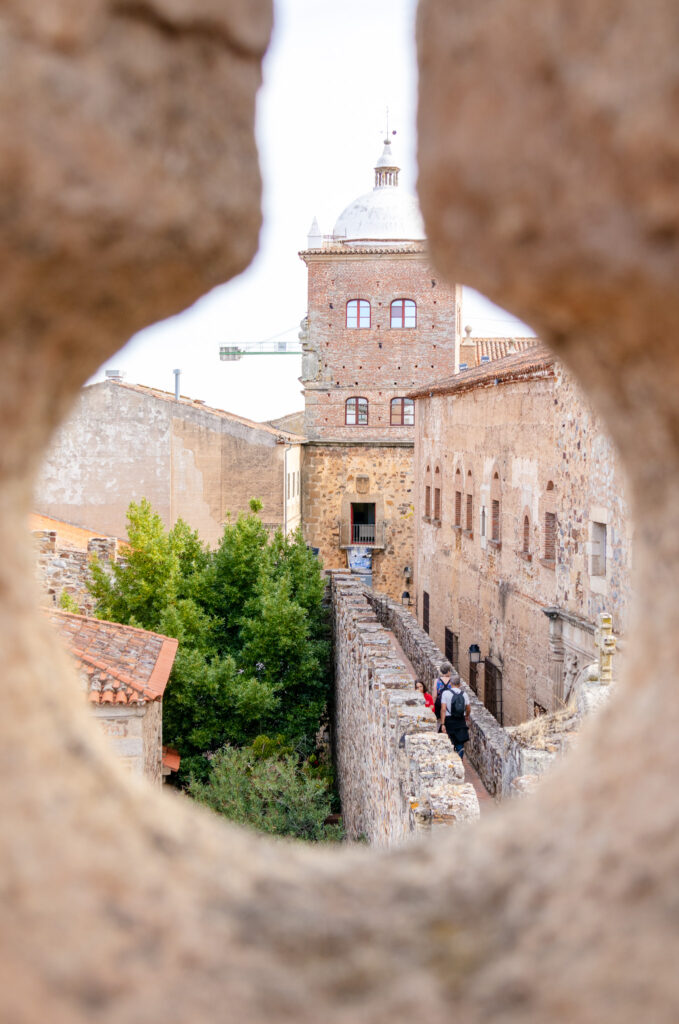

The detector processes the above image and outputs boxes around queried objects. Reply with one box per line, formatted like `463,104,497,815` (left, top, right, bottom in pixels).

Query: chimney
105,369,124,382
173,368,181,401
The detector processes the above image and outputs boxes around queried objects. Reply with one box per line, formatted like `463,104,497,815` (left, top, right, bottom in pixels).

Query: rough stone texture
331,572,479,844
368,587,509,797
33,530,118,613
412,352,631,723
299,232,459,603
35,380,302,545
302,442,415,599
3,2,679,1023
416,0,679,1018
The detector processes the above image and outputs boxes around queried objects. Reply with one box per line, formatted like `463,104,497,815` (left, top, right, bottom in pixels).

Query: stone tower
299,137,461,598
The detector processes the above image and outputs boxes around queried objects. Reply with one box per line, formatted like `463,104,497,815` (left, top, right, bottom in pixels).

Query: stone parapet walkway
385,629,494,814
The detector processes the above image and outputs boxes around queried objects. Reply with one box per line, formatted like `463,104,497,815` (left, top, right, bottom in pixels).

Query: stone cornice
303,439,414,448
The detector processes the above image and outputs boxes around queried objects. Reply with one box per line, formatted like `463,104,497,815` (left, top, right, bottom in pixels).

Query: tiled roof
98,381,304,442
408,344,555,399
162,747,181,773
29,514,121,551
45,609,178,705
300,244,426,256
472,337,539,362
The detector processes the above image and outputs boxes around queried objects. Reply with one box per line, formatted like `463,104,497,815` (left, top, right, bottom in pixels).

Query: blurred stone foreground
2,1,679,1022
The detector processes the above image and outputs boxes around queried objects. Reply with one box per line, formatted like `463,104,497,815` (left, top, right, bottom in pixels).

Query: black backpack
449,689,467,718
433,679,451,720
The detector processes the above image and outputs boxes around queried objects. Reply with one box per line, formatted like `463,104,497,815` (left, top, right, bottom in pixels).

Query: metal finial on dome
374,112,399,189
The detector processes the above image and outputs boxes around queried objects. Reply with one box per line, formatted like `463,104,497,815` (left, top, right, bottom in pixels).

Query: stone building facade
46,609,178,785
34,380,303,547
299,138,460,599
410,346,632,726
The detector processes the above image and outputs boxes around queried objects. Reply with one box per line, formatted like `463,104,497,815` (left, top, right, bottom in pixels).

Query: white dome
333,186,425,244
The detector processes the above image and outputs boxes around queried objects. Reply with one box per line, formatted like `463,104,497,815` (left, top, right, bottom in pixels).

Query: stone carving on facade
595,612,617,685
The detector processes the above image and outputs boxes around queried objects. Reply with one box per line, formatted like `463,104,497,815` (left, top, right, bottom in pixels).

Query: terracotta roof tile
472,337,539,363
162,747,181,773
408,344,555,399
300,244,426,256
45,609,178,706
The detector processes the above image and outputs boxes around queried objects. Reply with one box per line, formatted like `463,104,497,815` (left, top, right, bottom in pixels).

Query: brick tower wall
301,251,461,441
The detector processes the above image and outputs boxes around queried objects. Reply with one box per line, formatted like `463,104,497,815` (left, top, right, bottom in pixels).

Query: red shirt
423,692,435,712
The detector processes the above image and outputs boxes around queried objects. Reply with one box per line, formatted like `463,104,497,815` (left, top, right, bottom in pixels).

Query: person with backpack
439,674,471,760
433,662,458,731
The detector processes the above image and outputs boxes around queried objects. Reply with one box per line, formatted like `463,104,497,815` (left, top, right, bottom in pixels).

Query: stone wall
303,441,415,600
412,355,632,724
331,572,479,844
33,531,118,613
35,381,300,547
366,587,511,798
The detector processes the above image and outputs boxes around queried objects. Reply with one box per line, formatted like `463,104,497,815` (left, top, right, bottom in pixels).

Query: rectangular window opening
484,659,503,725
591,521,607,576
350,502,376,545
544,511,557,561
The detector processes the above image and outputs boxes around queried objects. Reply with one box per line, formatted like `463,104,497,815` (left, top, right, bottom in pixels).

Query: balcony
339,520,386,549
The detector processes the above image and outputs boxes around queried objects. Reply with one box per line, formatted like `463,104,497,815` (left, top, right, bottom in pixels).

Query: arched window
346,299,370,329
424,465,432,518
465,470,474,532
390,397,415,425
390,299,417,328
490,470,501,544
523,514,530,553
434,466,442,520
454,468,462,526
345,397,368,425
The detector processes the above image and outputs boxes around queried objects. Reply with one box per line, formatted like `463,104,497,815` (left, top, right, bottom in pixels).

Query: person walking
433,661,459,732
415,679,435,713
440,676,471,760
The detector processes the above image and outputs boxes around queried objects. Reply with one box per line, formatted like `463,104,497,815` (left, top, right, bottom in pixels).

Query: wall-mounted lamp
401,591,412,607
469,643,482,664
403,565,412,581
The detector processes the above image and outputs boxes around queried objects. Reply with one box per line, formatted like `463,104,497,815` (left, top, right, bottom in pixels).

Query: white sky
94,0,533,422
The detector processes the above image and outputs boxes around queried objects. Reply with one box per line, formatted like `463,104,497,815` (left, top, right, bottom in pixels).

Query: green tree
190,744,343,843
88,497,336,830
89,499,209,633
239,574,328,749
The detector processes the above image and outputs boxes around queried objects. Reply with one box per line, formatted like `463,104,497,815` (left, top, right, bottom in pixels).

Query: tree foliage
88,499,336,833
189,744,343,843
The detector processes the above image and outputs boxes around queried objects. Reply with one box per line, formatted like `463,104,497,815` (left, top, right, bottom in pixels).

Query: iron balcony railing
339,520,386,549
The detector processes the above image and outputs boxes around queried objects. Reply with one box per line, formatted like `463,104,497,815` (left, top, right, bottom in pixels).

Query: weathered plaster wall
92,704,145,777
302,442,414,599
35,381,295,545
332,572,479,843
